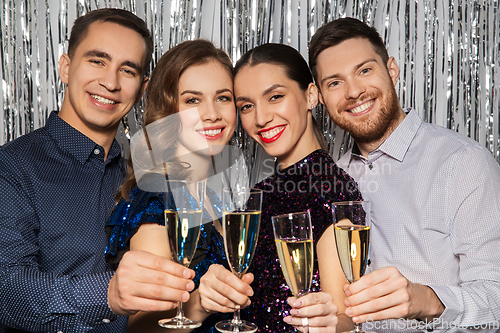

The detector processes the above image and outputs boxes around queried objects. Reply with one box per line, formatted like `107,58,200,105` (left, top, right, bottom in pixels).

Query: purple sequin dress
245,149,363,332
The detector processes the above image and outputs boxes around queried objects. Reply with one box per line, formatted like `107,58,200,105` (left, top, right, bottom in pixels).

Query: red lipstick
258,125,286,144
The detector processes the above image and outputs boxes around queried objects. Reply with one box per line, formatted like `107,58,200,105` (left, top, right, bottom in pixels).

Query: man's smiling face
58,20,148,140
316,37,401,146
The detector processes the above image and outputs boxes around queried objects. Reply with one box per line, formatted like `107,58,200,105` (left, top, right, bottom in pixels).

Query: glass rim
271,210,310,220
333,200,369,206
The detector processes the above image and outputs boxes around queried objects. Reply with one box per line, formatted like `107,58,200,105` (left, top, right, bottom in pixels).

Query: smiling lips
348,99,375,115
258,125,286,143
196,127,224,140
90,94,117,105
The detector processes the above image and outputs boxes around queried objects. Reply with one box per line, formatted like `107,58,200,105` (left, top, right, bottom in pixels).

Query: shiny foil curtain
2,1,500,175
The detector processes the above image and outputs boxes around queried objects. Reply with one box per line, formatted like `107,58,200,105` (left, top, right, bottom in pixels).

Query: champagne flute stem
353,323,363,333
231,305,242,326
175,301,185,321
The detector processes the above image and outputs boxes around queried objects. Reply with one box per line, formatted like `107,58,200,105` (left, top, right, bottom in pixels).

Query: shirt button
102,318,111,324
368,164,373,170
93,148,100,155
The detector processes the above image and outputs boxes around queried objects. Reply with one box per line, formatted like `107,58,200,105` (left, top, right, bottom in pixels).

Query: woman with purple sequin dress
197,43,363,332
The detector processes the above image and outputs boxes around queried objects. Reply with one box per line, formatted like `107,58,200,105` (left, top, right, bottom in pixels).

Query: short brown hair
68,8,153,76
308,17,389,83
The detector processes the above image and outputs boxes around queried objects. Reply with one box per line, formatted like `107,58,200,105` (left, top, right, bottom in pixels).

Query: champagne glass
158,180,205,329
333,201,374,333
215,187,262,333
272,211,314,331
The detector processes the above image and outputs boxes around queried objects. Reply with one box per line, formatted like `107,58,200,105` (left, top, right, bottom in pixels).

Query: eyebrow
263,84,285,96
180,90,202,96
235,95,251,103
181,88,233,96
216,88,233,94
320,58,379,86
84,50,143,72
235,84,285,103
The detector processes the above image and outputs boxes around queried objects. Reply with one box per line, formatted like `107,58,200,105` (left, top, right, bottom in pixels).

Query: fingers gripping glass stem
215,188,262,333
158,180,205,329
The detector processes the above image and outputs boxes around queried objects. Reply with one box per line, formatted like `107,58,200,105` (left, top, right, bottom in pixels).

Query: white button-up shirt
338,108,500,332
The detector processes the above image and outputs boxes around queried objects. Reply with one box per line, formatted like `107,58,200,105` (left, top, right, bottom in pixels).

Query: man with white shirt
309,17,500,332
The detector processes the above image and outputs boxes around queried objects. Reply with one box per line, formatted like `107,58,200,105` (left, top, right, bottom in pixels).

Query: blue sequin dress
105,149,362,332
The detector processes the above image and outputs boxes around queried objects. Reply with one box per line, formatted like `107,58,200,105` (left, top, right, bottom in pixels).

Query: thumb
241,272,254,284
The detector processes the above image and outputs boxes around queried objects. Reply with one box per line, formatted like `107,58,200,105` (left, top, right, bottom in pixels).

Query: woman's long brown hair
117,39,233,202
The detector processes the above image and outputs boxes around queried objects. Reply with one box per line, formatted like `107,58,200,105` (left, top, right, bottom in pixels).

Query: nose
255,104,273,128
200,102,222,122
345,78,365,100
98,68,120,91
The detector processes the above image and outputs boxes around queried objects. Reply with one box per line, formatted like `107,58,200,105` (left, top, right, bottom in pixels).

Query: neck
58,96,118,160
176,148,213,181
276,113,321,169
356,108,406,158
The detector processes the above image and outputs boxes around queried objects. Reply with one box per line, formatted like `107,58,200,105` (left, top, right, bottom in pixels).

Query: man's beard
330,87,401,144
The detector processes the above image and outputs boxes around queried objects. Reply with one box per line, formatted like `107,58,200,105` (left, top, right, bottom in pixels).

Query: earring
310,104,315,109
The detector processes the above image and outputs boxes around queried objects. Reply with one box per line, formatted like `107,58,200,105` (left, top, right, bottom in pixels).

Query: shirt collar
345,108,422,165
46,111,122,164
375,108,421,161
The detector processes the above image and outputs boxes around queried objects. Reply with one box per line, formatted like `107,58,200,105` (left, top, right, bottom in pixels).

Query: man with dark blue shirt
0,8,194,332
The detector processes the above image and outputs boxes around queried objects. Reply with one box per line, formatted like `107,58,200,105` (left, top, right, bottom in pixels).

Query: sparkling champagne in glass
333,201,374,333
215,188,262,333
272,211,313,331
272,211,314,298
158,180,205,329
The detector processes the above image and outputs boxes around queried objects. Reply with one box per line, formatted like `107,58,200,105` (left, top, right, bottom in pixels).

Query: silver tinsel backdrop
1,0,500,173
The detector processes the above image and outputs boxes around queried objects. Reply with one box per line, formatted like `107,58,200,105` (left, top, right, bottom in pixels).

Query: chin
264,147,285,161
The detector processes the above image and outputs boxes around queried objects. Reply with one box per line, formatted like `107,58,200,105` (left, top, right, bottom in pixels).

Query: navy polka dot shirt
0,112,127,332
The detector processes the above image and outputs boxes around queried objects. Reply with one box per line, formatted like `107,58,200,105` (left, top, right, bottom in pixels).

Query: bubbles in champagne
334,225,370,283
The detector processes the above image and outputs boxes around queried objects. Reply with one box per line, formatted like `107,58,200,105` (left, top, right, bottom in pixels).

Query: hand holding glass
158,180,205,329
216,187,262,333
333,201,373,333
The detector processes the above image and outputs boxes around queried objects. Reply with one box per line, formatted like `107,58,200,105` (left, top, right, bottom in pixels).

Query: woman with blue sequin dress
197,43,363,332
105,39,250,333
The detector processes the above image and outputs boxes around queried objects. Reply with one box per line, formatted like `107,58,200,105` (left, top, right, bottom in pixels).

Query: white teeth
91,94,116,105
350,100,374,114
260,126,284,139
198,129,222,136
